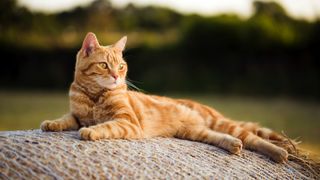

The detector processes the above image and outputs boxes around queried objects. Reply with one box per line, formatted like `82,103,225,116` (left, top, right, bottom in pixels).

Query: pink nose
112,74,119,80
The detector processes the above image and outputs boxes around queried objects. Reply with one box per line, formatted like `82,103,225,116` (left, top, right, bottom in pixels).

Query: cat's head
75,32,128,91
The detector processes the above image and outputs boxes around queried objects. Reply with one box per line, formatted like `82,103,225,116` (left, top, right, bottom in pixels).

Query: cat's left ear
113,36,127,52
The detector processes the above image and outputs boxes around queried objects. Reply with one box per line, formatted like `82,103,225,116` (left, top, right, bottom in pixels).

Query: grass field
0,91,319,155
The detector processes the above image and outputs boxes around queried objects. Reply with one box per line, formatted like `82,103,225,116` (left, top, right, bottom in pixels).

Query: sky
18,0,320,21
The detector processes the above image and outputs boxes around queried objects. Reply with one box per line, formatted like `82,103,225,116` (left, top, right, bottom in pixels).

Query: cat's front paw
40,120,63,132
79,127,100,141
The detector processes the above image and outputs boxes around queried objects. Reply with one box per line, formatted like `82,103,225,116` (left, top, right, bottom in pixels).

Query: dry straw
270,131,320,179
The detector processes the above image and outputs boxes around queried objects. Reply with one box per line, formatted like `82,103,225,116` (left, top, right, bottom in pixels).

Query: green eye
119,63,125,70
98,62,107,69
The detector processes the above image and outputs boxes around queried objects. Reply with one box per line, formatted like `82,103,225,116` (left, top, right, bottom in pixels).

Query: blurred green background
0,0,319,155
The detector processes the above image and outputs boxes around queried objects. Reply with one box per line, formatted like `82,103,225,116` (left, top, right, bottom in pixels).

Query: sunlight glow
18,0,320,21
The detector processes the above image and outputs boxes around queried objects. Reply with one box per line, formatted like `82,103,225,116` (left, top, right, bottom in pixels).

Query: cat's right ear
81,32,100,57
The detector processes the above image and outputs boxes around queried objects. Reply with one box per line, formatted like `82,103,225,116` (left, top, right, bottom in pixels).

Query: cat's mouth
94,77,116,89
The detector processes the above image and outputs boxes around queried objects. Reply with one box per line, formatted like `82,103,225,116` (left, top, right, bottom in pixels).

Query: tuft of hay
270,131,320,179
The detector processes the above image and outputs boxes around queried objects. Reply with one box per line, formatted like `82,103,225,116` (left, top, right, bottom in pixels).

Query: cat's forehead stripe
105,50,122,64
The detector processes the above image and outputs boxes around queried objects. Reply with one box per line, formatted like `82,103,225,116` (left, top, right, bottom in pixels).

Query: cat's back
126,90,222,118
126,90,176,108
142,91,224,119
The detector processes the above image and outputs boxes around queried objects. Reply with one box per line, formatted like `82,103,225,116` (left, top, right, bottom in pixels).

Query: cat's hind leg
211,119,288,163
231,127,288,163
237,122,295,154
175,126,243,155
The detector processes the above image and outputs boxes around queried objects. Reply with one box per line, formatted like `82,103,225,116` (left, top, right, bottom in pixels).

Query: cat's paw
271,147,288,163
79,127,100,141
220,136,243,155
228,138,243,155
40,120,63,132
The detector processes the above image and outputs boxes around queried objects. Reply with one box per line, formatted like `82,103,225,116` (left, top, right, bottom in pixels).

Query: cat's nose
112,74,119,80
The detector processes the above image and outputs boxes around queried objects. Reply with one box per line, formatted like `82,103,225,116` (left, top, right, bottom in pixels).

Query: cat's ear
113,36,127,52
81,32,100,57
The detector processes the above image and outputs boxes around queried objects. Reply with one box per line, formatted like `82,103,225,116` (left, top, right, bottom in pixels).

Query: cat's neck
73,80,127,102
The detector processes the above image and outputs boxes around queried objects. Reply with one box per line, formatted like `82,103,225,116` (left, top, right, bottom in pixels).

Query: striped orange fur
41,32,288,163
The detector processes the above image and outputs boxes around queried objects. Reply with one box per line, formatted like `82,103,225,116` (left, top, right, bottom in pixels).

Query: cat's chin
105,83,118,90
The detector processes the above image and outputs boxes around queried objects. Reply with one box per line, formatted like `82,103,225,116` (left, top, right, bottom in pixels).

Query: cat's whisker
126,77,143,84
125,79,144,92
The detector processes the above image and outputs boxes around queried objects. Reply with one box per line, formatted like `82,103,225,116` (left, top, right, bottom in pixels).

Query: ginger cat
41,32,289,163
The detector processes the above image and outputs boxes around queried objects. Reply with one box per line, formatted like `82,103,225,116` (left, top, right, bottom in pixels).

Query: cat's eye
98,62,108,69
119,63,125,70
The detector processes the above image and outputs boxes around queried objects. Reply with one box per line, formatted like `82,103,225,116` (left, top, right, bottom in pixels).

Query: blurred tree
253,1,290,22
0,0,318,98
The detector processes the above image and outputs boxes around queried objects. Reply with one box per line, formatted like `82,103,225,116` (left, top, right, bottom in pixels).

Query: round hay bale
0,130,317,179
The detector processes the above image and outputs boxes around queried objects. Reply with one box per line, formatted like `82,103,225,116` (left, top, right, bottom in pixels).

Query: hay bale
0,130,317,179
